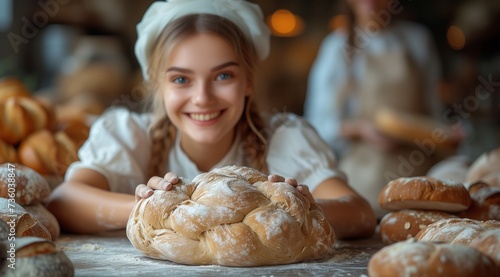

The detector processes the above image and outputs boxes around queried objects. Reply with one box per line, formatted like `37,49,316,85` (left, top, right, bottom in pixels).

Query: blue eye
216,73,232,81
173,76,187,84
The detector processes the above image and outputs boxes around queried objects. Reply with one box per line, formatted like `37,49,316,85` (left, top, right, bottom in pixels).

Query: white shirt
66,108,345,194
304,20,442,157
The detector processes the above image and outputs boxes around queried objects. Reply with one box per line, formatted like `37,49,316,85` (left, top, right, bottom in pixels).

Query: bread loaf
379,176,471,212
415,218,500,245
368,239,499,277
127,165,335,266
0,77,31,103
470,229,500,268
379,209,458,244
24,204,60,240
458,181,500,221
374,107,459,153
0,163,51,205
0,140,17,164
18,129,80,176
0,236,75,277
0,97,55,145
0,198,51,240
466,148,500,187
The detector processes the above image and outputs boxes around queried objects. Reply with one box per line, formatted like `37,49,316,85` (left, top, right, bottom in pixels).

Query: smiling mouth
189,111,222,122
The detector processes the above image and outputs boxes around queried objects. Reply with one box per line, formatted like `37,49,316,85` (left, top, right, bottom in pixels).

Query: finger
147,176,171,190
135,184,153,202
163,172,179,184
285,177,298,187
268,174,285,182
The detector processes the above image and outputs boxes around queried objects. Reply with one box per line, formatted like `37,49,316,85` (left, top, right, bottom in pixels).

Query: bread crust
127,165,335,266
368,239,499,277
379,209,458,244
415,218,500,245
0,163,51,205
379,176,471,212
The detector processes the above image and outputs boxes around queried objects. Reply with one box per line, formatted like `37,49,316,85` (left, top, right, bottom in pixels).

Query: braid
147,114,176,179
239,97,269,174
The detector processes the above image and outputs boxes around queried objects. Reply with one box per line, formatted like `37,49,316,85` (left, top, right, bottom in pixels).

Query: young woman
47,0,376,239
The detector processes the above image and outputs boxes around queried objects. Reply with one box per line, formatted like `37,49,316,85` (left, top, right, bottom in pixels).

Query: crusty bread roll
374,107,459,153
0,77,31,103
0,198,51,240
0,163,51,205
0,140,17,164
127,165,335,266
368,239,499,277
18,129,80,176
379,176,471,212
24,204,60,241
458,181,500,221
466,148,500,187
0,97,55,145
379,209,458,244
470,229,500,269
415,218,500,245
0,236,75,277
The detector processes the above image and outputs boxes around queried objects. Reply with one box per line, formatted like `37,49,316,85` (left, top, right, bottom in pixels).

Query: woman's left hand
268,174,316,204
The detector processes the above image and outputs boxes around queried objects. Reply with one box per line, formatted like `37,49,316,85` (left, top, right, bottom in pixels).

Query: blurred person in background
304,0,457,218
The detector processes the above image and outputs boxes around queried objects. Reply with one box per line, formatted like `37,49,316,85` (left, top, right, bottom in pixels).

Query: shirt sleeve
64,108,153,194
266,114,347,192
303,31,349,156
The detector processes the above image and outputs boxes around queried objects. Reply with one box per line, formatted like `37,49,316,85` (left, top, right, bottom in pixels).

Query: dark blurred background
1,0,499,159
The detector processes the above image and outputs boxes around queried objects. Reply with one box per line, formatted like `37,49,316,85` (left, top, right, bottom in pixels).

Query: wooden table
57,230,385,277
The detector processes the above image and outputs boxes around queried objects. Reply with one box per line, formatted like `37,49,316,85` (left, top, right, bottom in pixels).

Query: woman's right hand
134,172,180,201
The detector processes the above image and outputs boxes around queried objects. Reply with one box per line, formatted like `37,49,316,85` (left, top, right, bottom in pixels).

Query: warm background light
268,9,304,37
447,25,466,50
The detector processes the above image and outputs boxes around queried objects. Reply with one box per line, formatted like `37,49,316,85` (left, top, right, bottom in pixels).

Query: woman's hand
268,174,316,205
135,172,180,201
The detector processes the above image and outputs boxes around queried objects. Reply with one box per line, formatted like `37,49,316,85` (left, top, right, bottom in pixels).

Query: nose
192,81,214,106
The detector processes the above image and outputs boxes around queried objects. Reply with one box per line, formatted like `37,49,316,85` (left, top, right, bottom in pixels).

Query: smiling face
161,33,251,150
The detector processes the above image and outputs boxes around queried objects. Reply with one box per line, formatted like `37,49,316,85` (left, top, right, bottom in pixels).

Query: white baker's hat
135,0,271,80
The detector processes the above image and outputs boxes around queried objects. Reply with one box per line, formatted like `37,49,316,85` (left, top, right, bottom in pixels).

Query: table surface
56,230,385,277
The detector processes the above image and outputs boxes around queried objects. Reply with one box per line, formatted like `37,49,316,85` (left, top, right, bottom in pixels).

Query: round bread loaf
368,239,499,277
127,165,335,266
0,236,74,277
458,181,500,221
0,163,51,205
0,77,30,103
0,198,51,240
0,140,17,164
379,209,458,244
415,218,500,246
379,176,471,212
470,229,500,268
18,129,79,176
24,204,60,241
466,148,500,186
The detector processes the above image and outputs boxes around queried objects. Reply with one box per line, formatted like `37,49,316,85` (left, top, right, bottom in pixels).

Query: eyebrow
166,61,239,73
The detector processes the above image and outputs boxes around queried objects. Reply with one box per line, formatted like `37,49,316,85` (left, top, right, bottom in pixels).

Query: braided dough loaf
126,165,335,266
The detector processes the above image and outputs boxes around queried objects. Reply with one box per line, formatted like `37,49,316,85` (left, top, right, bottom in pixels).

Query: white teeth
190,112,220,121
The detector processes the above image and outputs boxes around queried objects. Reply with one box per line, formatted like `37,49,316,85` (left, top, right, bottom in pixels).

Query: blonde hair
145,14,269,178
